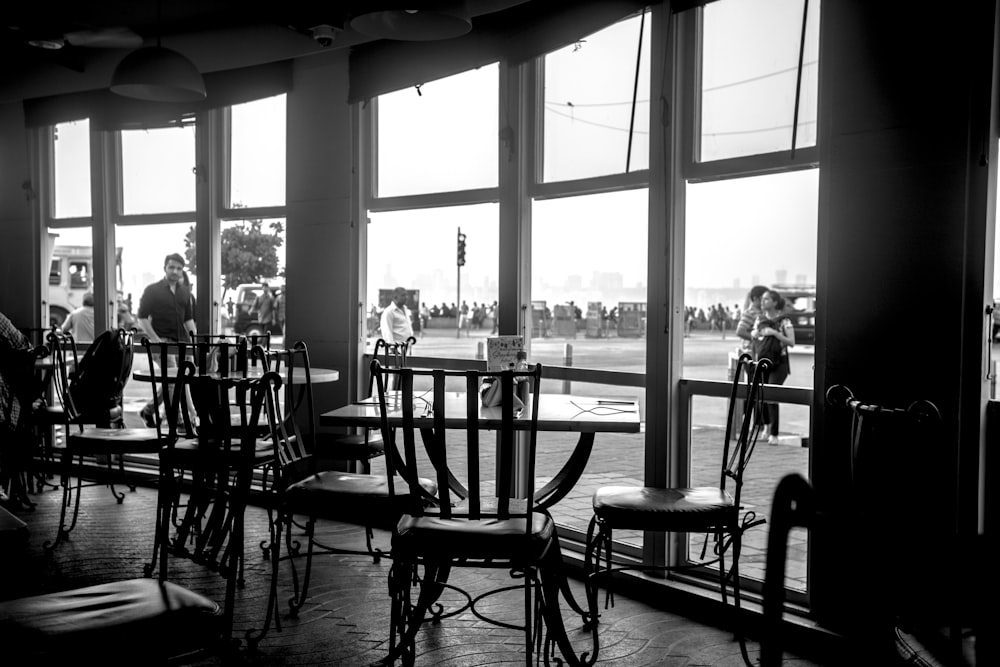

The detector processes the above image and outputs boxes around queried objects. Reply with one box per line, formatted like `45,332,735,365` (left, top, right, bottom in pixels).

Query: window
122,123,197,215
68,261,89,289
677,0,820,595
53,119,91,219
376,65,499,198
543,13,651,181
366,204,498,352
700,0,819,161
229,94,287,208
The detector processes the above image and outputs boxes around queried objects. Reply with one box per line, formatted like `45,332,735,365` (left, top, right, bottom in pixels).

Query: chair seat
394,510,554,562
62,426,163,455
593,485,736,532
315,431,384,460
0,578,222,662
162,438,274,467
285,471,436,528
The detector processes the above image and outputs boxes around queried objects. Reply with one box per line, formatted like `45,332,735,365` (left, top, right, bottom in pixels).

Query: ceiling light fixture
110,46,206,102
109,1,206,103
350,9,472,41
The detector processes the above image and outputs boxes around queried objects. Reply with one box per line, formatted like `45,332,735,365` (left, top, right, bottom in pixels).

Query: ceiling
0,1,548,103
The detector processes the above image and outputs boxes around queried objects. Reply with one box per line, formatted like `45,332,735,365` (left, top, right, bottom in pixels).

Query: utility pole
457,227,466,339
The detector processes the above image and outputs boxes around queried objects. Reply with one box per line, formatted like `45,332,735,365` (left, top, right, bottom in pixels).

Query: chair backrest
372,360,543,523
185,366,266,457
253,340,314,441
761,472,817,667
188,333,254,376
258,369,313,489
824,384,944,621
372,336,416,392
46,329,87,421
720,353,771,503
142,339,199,439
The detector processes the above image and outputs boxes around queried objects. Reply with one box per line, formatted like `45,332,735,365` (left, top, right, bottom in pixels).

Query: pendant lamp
110,45,206,103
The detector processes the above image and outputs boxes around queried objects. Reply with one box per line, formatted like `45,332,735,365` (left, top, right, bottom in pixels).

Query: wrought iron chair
373,360,593,666
582,353,770,667
142,340,275,576
324,336,416,473
245,367,437,650
153,360,270,648
42,328,165,550
760,472,818,667
818,385,982,666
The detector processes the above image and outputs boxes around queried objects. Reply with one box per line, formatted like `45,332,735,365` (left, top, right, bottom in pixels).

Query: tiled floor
1,479,831,666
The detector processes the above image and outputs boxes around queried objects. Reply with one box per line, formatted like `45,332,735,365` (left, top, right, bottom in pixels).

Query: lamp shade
351,10,472,41
110,46,206,103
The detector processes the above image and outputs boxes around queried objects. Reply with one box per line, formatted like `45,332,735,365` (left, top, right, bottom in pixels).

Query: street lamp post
457,227,466,339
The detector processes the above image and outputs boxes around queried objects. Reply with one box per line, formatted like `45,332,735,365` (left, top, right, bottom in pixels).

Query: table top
321,392,640,434
133,365,339,385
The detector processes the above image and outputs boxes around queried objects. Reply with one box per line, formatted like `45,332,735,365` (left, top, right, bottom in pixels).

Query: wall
812,0,997,633
285,51,355,417
0,102,36,325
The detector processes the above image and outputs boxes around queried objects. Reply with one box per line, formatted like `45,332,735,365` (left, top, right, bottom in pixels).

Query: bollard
562,343,573,394
477,340,485,361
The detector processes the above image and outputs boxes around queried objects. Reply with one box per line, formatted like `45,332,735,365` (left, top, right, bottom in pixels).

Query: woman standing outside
753,289,795,444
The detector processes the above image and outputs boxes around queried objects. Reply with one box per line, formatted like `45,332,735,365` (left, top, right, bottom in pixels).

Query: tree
184,218,284,299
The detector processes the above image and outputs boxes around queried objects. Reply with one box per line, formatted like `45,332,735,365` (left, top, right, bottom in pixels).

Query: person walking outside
136,253,196,426
61,292,96,342
250,283,276,334
380,287,414,344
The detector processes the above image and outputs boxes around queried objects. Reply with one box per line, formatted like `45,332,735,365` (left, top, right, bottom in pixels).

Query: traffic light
457,230,467,267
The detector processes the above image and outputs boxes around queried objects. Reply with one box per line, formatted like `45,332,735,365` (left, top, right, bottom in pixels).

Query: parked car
231,283,284,336
780,289,816,346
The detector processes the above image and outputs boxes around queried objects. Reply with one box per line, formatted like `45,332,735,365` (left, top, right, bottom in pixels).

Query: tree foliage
184,218,284,297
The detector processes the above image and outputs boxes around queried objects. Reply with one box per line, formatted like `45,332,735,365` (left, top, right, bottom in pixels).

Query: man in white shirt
380,287,414,343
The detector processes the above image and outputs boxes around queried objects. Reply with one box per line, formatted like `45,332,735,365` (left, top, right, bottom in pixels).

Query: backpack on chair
69,328,134,423
752,318,787,369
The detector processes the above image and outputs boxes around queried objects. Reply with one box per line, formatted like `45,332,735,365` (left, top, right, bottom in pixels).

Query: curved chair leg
539,544,597,667
287,516,317,616
246,504,285,650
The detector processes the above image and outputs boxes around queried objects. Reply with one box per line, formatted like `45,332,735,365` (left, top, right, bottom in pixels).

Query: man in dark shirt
137,253,195,344
136,253,195,425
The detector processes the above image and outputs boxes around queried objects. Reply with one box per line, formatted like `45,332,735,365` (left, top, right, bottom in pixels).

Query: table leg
535,432,595,510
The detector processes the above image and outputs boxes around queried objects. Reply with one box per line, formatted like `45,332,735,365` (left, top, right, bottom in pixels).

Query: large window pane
53,119,91,219
531,189,647,541
366,204,498,359
229,94,286,208
543,13,650,182
44,226,92,328
122,124,196,215
531,189,648,370
219,217,286,340
115,222,194,330
683,168,817,382
700,0,820,161
376,66,498,197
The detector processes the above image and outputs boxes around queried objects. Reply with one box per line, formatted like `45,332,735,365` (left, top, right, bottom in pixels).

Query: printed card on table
486,335,524,371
